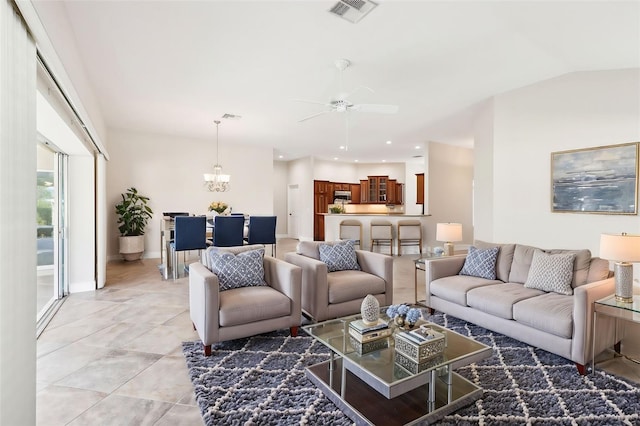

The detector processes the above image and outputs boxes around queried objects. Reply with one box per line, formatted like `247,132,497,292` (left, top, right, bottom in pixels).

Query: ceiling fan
295,59,399,122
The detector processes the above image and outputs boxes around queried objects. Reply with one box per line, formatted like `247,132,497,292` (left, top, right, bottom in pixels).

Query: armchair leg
575,363,587,375
204,343,212,356
290,326,298,337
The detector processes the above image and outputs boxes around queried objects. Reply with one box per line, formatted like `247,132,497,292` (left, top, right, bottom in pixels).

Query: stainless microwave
334,190,352,201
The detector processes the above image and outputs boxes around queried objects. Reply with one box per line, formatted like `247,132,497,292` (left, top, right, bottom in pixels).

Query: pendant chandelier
204,120,230,192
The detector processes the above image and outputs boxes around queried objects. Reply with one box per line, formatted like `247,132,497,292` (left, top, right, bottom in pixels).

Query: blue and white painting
552,143,638,214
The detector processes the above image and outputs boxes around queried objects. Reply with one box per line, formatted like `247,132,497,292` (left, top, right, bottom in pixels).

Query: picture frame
551,142,639,214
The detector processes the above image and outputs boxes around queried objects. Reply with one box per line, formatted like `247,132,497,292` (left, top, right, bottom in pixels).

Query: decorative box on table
394,352,445,375
394,326,446,363
348,318,390,355
349,335,390,355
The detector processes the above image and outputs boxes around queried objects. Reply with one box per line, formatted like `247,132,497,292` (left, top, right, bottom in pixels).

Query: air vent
222,113,241,120
328,0,378,23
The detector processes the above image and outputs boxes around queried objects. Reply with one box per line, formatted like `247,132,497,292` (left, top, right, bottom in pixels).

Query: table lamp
436,223,463,256
599,233,640,303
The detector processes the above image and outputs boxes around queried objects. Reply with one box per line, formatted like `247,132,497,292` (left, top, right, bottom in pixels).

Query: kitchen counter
324,213,430,253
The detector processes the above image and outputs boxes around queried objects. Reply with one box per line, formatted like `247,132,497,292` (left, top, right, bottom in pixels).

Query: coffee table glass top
303,309,491,386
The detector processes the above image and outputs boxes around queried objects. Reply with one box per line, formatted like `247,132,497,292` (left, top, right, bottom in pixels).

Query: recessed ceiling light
354,159,359,162
339,146,345,150
415,145,421,149
386,141,392,145
278,155,283,159
382,159,386,162
333,157,339,160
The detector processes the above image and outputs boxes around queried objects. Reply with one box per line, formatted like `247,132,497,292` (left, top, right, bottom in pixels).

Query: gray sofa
424,241,617,374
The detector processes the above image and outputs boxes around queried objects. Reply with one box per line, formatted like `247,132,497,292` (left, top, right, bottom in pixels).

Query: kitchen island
323,213,430,253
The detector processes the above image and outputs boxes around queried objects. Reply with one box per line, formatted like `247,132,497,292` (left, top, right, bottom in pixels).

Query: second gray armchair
285,240,393,322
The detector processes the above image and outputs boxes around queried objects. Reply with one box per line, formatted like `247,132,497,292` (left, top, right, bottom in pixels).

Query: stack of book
348,318,391,355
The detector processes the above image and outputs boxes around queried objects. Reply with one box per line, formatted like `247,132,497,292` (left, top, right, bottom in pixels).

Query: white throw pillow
524,249,575,295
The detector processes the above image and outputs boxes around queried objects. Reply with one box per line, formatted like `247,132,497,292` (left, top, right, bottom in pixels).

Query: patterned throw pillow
524,250,575,295
319,240,361,272
459,246,500,280
209,248,267,291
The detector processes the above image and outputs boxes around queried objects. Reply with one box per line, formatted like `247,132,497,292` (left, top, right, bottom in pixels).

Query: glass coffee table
303,309,492,425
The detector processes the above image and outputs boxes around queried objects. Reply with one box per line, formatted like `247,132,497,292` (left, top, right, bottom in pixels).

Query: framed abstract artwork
551,142,639,214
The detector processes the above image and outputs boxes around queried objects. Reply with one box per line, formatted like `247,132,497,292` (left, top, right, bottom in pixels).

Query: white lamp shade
436,222,463,242
599,233,640,262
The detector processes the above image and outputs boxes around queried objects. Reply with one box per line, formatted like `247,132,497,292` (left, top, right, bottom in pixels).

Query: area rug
182,313,640,425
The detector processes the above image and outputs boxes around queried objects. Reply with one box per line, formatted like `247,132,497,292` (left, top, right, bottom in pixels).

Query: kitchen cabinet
360,180,368,203
350,184,361,204
313,180,331,240
416,173,424,204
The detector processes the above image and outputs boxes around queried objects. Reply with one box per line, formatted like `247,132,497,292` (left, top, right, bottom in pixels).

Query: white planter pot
119,235,145,261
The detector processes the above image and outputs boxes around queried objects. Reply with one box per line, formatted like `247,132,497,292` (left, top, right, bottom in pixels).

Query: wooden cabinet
313,180,331,240
416,173,424,204
395,183,404,204
360,180,368,203
350,184,361,204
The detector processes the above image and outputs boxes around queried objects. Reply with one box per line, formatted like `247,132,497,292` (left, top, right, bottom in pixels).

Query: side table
591,294,640,374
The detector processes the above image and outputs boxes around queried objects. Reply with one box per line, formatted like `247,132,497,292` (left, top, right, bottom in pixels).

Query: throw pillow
319,240,361,272
209,248,267,291
524,249,575,295
459,246,499,280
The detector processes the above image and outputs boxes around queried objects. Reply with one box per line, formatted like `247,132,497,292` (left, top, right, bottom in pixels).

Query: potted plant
115,187,153,261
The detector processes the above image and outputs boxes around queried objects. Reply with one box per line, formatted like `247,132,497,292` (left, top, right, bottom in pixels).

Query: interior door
287,184,300,239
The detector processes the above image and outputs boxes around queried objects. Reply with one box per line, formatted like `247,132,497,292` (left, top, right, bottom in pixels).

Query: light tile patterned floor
36,239,639,425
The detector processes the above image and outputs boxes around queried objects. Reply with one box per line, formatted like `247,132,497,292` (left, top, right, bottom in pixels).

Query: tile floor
36,239,640,425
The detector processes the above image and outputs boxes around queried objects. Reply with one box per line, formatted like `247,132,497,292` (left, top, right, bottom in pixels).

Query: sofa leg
614,341,621,354
426,307,435,315
290,326,298,337
204,343,212,356
575,363,587,375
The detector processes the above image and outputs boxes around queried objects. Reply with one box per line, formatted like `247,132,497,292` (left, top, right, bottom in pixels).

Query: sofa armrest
356,250,394,305
571,277,616,365
264,256,302,322
189,262,221,346
284,252,329,320
425,256,466,283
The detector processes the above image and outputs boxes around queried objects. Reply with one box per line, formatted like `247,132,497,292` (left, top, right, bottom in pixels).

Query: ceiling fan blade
351,104,399,114
291,98,331,106
298,110,332,122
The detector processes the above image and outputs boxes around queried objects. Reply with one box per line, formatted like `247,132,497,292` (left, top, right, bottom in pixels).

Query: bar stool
397,220,423,255
339,219,362,249
370,220,393,255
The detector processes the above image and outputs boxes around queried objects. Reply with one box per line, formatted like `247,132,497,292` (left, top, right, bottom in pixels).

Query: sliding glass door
36,141,67,323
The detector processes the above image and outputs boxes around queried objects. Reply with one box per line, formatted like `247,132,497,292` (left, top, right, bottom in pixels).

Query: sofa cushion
587,257,611,283
508,244,538,284
524,250,575,295
548,248,591,288
219,286,291,327
296,240,323,260
319,240,361,272
513,293,573,339
474,240,516,282
459,246,500,280
467,283,545,320
327,270,386,304
430,275,501,306
209,248,267,291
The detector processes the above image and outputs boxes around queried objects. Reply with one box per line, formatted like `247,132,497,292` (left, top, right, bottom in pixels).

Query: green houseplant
115,187,153,260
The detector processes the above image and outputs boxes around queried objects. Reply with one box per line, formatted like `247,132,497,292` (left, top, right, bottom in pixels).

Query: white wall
273,160,288,236
314,160,358,182
106,129,274,258
404,157,426,215
287,157,314,241
481,69,640,254
426,142,474,251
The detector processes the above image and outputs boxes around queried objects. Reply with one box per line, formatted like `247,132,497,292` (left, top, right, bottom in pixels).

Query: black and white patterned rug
182,313,640,425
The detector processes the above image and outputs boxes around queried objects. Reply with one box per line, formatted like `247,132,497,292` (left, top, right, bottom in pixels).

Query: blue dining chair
213,215,245,247
247,216,277,256
170,216,207,279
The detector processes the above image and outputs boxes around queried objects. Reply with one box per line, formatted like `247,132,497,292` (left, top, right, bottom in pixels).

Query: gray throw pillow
209,248,267,291
524,250,575,295
319,240,361,272
459,246,499,280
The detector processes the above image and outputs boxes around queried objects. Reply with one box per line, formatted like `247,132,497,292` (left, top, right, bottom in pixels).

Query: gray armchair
285,241,393,322
189,244,302,355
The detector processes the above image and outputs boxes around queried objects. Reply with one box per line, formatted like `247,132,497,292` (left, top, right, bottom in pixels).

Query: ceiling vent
222,113,241,120
329,0,378,23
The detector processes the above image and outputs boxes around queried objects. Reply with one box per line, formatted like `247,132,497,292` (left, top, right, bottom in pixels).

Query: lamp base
443,242,454,256
614,262,634,303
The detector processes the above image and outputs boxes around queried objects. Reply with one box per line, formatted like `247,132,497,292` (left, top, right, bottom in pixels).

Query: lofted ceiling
33,1,640,163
